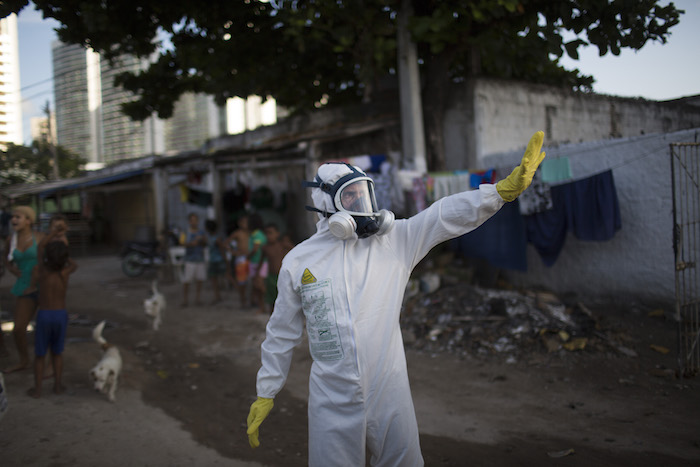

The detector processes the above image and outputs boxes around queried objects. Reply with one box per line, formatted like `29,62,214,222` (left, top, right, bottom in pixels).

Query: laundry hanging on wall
525,169,622,266
516,173,553,216
469,169,496,188
450,200,528,271
179,184,213,207
410,167,622,270
540,157,572,183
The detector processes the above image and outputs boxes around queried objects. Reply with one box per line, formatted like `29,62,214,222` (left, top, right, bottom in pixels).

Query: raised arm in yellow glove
246,397,274,448
495,131,546,202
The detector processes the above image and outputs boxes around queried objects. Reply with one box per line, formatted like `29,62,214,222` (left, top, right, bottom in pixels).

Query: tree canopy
0,142,86,187
1,0,682,121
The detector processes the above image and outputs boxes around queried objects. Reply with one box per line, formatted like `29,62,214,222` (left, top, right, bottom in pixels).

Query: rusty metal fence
671,142,700,377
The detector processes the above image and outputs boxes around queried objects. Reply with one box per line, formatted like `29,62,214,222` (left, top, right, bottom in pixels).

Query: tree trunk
421,54,451,172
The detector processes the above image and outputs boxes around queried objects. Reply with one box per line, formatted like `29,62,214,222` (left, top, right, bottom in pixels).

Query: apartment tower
0,14,23,148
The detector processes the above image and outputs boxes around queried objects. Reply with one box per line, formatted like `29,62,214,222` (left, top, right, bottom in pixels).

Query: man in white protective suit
247,131,546,466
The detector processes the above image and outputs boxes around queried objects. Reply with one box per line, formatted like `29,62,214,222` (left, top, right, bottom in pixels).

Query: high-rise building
0,14,23,149
99,53,149,160
52,42,94,161
52,42,156,167
165,93,222,153
52,40,281,165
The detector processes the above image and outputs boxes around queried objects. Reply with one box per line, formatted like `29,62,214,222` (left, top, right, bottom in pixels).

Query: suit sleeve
255,265,305,398
390,183,505,271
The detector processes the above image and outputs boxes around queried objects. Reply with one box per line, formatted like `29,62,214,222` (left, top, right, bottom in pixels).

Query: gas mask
304,163,395,240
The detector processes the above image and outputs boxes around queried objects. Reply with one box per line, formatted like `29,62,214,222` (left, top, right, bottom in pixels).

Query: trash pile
400,264,642,364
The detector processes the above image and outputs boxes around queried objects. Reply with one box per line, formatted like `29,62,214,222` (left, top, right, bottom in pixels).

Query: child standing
226,215,251,308
26,220,77,398
181,213,207,307
247,214,267,314
205,219,227,305
3,206,44,373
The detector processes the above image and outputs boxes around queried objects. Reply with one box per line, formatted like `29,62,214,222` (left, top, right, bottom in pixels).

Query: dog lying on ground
143,280,165,331
90,320,122,402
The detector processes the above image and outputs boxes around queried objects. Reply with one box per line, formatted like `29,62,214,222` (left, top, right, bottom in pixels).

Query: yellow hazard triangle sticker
301,268,317,284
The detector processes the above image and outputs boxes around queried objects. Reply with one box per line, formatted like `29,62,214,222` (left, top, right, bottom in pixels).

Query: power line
20,76,53,92
19,62,97,104
20,65,86,92
21,88,53,103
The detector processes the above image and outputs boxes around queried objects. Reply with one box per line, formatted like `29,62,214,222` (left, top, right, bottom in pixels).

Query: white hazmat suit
254,163,506,466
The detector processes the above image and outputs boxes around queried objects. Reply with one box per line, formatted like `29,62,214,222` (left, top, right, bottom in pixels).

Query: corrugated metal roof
1,168,147,199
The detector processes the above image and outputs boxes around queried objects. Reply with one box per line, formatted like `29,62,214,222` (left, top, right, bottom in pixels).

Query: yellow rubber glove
496,131,546,202
246,397,274,448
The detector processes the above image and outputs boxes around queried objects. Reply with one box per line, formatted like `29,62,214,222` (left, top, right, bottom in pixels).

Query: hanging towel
525,169,622,266
564,170,622,241
179,184,190,202
432,175,453,201
541,157,572,183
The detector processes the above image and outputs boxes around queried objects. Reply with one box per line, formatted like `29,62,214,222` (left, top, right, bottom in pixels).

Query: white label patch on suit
301,279,344,361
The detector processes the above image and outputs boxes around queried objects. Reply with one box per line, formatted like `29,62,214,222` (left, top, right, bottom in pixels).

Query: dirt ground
1,254,700,467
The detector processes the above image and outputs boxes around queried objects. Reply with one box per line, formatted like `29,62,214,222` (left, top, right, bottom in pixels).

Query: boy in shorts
181,213,207,307
226,215,251,308
27,226,77,398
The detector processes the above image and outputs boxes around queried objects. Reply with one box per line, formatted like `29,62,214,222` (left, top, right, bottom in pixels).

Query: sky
15,0,700,145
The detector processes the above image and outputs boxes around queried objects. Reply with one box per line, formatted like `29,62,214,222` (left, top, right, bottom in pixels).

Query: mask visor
335,179,378,216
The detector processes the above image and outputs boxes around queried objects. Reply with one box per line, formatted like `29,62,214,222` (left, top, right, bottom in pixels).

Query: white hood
310,163,365,216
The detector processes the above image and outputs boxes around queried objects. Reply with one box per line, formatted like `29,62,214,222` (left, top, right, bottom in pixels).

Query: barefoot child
226,214,251,308
181,213,207,307
205,219,227,305
27,223,77,398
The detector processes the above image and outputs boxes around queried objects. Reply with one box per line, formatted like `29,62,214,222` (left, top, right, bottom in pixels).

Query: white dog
90,320,122,402
143,280,165,331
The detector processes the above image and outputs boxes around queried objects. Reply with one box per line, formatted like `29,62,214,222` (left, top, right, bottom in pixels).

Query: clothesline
534,139,674,186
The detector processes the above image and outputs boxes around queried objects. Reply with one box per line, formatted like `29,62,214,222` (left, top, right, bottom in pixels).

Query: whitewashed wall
482,128,700,305
443,78,700,172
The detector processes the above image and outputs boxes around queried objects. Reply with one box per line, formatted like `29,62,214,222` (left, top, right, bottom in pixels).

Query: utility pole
43,100,60,180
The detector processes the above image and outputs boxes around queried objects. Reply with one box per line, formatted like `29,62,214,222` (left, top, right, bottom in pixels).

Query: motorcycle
120,227,181,277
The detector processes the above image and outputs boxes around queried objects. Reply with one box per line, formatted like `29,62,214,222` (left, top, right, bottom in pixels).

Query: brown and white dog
143,280,165,331
89,320,122,402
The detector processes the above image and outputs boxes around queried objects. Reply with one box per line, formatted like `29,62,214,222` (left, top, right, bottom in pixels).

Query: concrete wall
482,127,700,305
443,79,700,172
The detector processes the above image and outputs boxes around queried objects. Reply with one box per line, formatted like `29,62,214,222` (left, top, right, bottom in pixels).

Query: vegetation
1,0,683,169
0,141,86,187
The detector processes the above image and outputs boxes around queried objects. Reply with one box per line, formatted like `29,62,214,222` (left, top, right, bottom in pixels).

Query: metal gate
671,143,700,377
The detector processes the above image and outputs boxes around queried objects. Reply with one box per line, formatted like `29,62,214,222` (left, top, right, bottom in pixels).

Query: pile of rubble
400,263,642,363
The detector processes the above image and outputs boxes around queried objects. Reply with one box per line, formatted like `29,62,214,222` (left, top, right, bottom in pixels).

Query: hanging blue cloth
564,169,622,241
451,200,528,271
525,169,622,266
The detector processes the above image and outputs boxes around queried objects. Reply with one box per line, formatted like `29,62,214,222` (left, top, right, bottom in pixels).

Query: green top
248,229,267,264
11,234,37,297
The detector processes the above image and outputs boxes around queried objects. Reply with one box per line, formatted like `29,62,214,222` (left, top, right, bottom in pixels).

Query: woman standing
3,206,44,373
